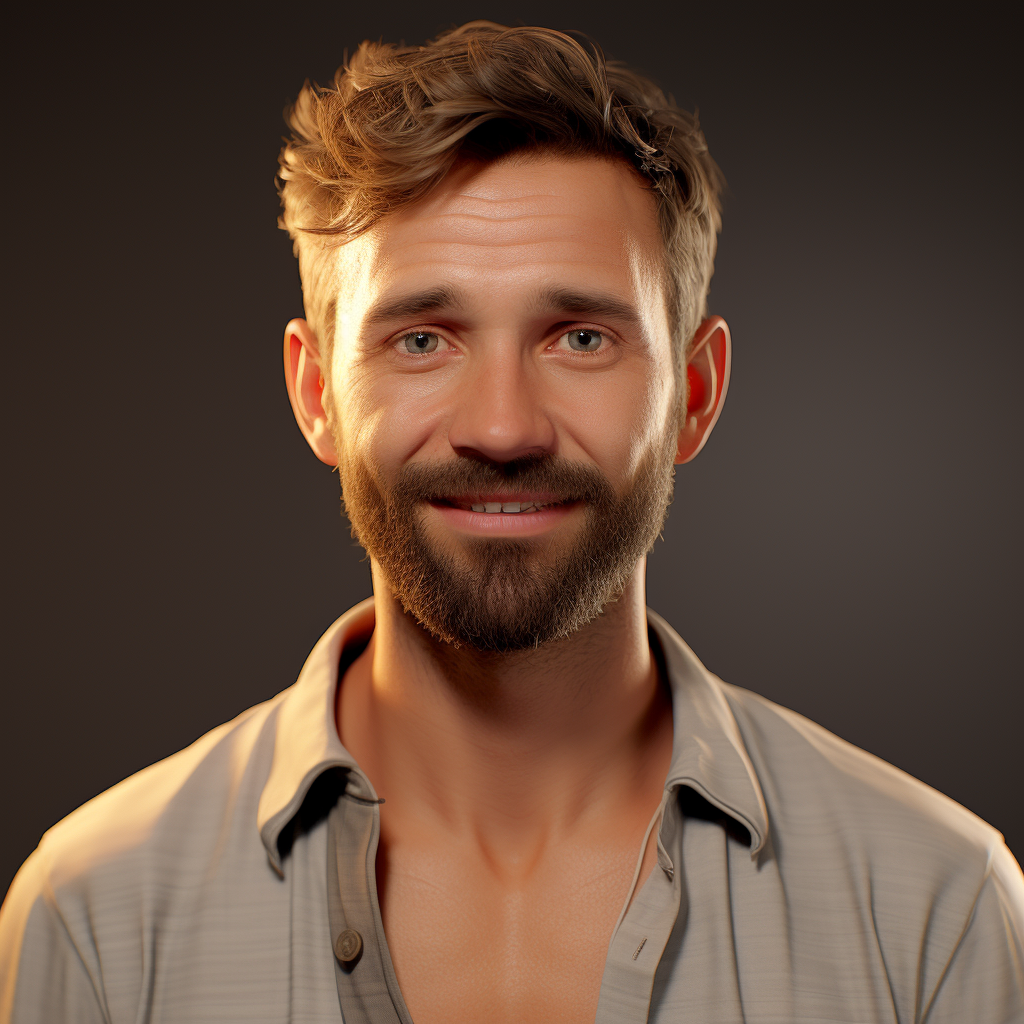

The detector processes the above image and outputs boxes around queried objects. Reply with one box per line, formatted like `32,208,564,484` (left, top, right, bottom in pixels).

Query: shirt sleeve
923,841,1024,1024
0,851,108,1024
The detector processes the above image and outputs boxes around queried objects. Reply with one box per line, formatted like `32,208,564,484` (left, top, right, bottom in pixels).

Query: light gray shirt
2,600,1022,1023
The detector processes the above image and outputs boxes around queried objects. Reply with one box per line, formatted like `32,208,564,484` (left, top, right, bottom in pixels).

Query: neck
336,559,674,860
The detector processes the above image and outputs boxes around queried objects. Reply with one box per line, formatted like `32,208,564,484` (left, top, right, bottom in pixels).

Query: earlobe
675,316,732,465
282,318,339,466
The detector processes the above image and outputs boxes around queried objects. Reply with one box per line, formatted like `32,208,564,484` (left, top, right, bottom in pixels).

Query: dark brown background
4,3,1021,899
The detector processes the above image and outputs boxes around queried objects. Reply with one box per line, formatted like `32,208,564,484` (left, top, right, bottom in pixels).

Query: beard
338,432,677,653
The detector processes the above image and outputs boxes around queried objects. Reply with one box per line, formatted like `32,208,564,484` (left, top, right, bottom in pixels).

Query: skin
285,153,731,1024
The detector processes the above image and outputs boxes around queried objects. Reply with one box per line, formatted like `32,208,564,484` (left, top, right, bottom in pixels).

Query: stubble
337,433,677,652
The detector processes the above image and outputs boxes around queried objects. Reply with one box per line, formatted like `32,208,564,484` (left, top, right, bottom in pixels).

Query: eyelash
388,325,619,358
554,328,612,356
392,331,452,356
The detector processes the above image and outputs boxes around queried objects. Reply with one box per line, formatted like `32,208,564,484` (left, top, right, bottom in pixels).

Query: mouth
430,494,569,515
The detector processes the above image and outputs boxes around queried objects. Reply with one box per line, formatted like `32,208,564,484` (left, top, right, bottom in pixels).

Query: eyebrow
362,286,465,331
360,284,644,333
535,287,644,332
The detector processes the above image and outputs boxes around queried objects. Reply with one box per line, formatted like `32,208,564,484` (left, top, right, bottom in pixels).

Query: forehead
330,154,667,323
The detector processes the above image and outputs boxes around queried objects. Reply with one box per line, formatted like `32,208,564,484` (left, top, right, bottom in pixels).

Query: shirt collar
257,599,376,875
648,609,769,857
257,600,769,873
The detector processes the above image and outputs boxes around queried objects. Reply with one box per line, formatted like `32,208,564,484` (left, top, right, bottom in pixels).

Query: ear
676,316,732,464
283,318,338,466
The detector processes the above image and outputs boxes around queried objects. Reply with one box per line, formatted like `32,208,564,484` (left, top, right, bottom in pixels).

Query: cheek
335,360,453,474
556,363,674,477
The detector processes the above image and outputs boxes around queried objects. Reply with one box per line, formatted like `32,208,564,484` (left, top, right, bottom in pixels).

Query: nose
446,345,556,464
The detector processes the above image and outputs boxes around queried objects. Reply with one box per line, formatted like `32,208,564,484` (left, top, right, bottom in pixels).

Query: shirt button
335,929,363,963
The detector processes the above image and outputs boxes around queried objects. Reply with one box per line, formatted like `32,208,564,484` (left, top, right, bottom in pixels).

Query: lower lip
427,501,580,537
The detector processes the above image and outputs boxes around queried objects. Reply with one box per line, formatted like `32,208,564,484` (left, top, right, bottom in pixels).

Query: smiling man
2,21,1022,1024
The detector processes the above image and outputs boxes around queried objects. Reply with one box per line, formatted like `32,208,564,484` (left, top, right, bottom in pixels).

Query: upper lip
435,492,565,506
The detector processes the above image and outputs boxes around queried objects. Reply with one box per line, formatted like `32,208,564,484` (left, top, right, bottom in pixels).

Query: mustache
391,454,616,506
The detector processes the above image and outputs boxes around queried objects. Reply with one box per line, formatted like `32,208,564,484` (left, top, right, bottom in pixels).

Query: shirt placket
326,774,686,1024
326,781,414,1024
594,788,685,1024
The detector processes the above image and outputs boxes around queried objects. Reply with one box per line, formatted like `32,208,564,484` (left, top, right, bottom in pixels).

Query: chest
376,834,658,1024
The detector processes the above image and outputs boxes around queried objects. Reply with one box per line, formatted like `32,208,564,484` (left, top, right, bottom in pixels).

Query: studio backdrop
4,3,1021,898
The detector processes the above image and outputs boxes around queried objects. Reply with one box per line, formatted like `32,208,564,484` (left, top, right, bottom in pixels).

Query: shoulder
2,693,287,949
716,680,1024,935
716,680,1024,1018
0,693,297,1020
37,694,285,892
719,679,1003,863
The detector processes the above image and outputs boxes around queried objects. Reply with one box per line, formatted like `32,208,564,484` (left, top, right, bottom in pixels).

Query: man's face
324,153,680,650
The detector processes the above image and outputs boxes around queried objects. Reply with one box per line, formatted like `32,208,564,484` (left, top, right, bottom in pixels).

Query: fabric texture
2,598,1022,1023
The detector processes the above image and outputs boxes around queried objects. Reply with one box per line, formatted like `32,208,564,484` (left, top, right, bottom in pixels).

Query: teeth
465,500,553,513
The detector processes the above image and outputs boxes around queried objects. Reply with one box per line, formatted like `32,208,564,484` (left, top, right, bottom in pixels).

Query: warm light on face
323,154,681,648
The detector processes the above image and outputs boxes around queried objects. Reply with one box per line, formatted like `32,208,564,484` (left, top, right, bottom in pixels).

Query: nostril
450,442,554,466
447,415,556,464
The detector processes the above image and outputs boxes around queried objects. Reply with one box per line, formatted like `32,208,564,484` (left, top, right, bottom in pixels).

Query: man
1,19,1021,1024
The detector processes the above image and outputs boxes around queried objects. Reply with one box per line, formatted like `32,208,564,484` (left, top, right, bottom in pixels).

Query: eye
558,329,607,353
397,331,446,355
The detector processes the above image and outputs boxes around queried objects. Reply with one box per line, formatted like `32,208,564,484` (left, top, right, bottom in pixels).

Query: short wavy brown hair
277,21,723,392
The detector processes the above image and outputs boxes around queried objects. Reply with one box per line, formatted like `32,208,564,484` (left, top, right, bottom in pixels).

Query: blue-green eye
564,329,605,352
400,332,441,354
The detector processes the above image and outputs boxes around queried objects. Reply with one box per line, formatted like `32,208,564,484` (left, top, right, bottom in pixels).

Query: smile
458,500,557,514
433,493,567,515
426,495,578,535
